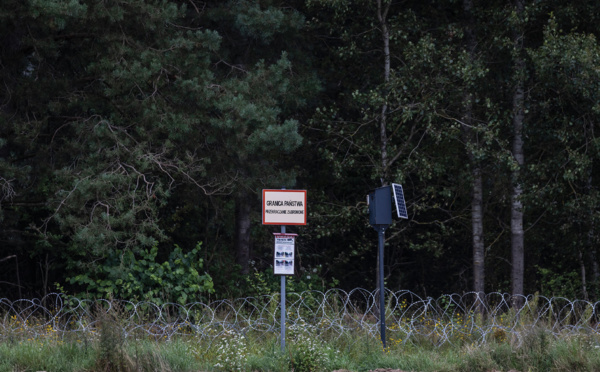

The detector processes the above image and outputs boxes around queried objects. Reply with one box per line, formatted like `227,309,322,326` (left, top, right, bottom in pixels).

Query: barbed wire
1,289,599,347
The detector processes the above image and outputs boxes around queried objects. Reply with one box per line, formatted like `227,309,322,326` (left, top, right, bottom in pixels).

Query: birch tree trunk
472,167,485,295
374,0,391,301
586,160,597,299
462,0,485,302
510,0,526,309
590,247,599,298
377,0,391,187
235,195,252,275
579,249,589,300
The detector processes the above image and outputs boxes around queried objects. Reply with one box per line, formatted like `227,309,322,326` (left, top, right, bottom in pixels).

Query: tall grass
2,324,600,371
2,293,600,371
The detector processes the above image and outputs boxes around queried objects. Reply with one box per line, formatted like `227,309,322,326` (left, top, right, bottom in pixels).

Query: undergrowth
2,308,600,371
1,328,600,371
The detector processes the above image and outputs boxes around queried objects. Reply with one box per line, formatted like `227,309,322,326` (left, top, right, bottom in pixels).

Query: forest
1,0,600,303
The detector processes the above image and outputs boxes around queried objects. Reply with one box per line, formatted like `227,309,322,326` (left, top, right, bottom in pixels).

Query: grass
1,331,600,371
2,298,600,371
0,341,96,372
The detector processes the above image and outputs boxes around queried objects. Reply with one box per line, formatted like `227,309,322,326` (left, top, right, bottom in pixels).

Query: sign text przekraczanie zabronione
262,190,307,225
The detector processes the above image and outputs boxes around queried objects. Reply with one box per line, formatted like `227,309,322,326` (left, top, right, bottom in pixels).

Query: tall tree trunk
472,167,485,294
586,162,597,298
510,0,526,309
579,249,589,300
462,0,485,304
590,247,599,298
235,195,252,275
375,0,391,309
377,0,391,187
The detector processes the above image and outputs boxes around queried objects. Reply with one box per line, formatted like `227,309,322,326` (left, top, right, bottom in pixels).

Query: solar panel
391,183,408,219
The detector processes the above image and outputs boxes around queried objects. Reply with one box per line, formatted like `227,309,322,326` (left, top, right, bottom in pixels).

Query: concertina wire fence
1,289,600,347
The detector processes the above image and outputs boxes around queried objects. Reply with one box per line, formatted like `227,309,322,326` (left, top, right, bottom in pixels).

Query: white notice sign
274,233,297,275
262,189,307,225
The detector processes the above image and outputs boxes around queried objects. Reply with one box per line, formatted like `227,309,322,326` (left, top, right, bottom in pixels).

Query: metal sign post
280,225,286,352
368,186,391,348
377,225,386,348
272,230,297,352
263,188,307,353
367,184,407,349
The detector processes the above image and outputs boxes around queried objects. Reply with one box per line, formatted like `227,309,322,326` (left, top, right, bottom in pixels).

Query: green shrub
68,242,214,304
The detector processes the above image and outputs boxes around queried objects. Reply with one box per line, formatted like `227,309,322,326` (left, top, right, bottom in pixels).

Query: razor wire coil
1,289,600,347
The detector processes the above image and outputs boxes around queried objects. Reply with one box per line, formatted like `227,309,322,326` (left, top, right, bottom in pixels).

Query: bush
288,321,335,372
68,242,214,304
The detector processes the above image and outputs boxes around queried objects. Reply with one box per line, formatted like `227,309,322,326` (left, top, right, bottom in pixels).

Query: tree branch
0,255,16,263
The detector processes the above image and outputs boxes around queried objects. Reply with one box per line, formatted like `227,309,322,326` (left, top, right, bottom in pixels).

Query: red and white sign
262,189,307,225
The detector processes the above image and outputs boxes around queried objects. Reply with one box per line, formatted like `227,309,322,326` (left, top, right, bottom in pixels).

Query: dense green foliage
1,0,600,300
67,242,214,304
